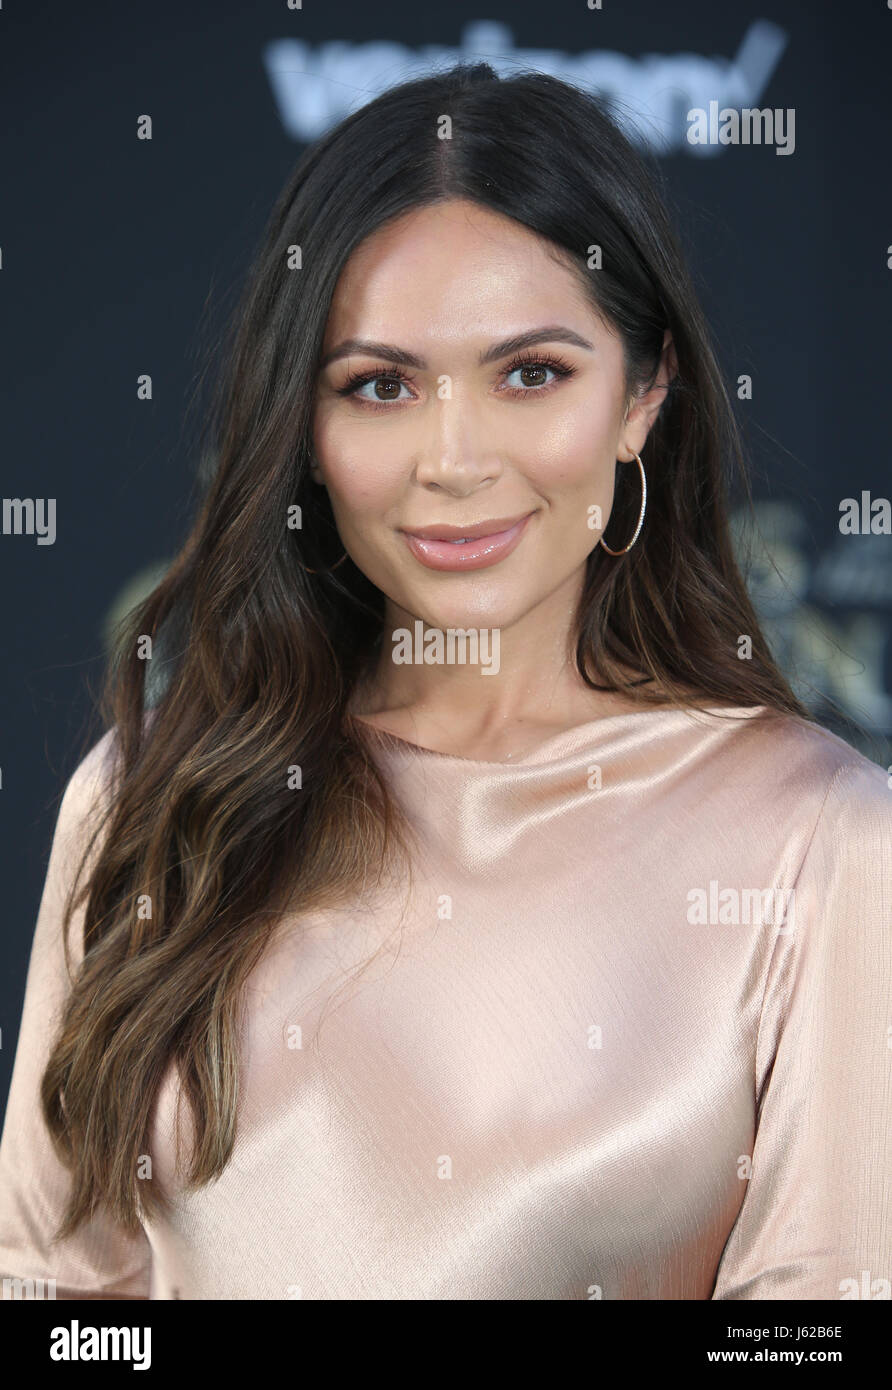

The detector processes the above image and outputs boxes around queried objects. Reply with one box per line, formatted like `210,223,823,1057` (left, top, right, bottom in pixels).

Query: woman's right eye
353,376,413,403
335,367,417,408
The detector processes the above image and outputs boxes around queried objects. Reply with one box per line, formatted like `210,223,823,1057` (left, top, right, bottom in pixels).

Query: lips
400,512,535,572
403,513,532,541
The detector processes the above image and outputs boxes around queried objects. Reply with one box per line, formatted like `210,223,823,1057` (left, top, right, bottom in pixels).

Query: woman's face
312,197,666,634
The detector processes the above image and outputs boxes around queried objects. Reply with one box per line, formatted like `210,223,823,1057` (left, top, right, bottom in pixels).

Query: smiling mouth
399,512,535,571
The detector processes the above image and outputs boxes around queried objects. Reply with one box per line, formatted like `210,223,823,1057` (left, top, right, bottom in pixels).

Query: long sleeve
712,758,892,1299
0,733,152,1300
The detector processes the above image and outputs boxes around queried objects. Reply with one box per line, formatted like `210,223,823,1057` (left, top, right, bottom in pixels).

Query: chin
401,594,530,635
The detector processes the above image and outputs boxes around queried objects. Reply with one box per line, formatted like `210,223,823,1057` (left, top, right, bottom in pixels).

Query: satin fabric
1,703,890,1300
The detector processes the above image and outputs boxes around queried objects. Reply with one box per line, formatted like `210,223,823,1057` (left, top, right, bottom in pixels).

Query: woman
1,63,889,1302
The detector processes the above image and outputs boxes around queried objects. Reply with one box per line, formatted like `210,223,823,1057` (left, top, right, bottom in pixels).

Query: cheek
313,405,404,512
316,440,406,526
519,406,617,491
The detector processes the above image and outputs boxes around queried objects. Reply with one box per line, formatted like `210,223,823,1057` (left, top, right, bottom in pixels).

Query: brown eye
335,369,416,406
503,359,568,393
518,364,548,387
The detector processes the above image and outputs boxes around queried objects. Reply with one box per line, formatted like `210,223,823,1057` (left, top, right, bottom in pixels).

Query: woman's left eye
503,362,559,391
498,356,575,395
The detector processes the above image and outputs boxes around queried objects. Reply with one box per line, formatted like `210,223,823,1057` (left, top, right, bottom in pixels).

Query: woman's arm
0,735,152,1300
712,758,892,1300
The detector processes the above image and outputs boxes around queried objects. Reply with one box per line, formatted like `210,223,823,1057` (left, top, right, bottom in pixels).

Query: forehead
321,199,599,350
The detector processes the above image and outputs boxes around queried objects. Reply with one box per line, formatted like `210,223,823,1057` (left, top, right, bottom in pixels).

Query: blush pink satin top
1,703,891,1300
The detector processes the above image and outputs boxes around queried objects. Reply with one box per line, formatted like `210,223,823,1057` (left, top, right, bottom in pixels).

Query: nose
413,396,503,494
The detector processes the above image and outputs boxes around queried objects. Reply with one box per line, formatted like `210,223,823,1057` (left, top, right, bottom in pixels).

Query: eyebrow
318,325,595,372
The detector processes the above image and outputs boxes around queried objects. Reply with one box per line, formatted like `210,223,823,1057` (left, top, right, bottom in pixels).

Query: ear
620,330,677,461
309,458,327,486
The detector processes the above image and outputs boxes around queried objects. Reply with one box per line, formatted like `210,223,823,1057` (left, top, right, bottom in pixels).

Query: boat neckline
351,703,771,768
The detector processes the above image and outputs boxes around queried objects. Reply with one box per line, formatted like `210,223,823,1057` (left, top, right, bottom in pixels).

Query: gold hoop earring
599,449,647,555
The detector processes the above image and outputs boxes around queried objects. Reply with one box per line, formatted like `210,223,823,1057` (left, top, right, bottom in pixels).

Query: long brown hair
42,62,815,1238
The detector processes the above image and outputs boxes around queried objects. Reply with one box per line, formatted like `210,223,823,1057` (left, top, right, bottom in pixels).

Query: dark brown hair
42,62,814,1238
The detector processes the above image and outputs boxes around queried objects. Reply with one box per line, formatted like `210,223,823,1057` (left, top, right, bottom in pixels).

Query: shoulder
46,729,123,928
46,716,161,969
796,753,892,882
709,705,888,812
55,708,160,864
59,727,120,818
671,707,890,888
769,730,892,952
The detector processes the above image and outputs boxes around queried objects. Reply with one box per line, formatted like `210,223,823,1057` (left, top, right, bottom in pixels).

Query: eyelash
334,349,577,411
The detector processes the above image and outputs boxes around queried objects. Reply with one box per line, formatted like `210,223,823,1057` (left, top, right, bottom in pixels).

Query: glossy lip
400,512,535,572
402,512,532,541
